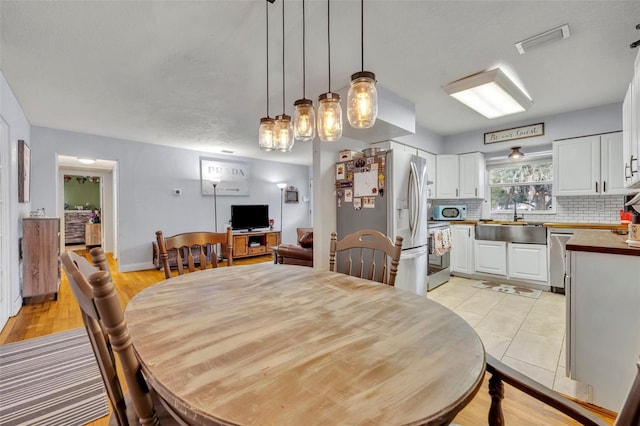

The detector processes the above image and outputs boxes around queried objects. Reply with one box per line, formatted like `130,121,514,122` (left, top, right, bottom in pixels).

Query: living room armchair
275,228,313,267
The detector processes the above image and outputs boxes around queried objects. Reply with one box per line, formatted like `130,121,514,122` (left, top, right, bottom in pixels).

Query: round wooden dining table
125,263,485,425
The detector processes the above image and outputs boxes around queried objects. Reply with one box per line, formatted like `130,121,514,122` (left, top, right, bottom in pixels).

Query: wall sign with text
200,158,250,196
484,123,544,144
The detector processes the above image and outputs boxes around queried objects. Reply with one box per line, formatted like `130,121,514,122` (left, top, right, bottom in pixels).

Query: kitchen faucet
509,197,524,222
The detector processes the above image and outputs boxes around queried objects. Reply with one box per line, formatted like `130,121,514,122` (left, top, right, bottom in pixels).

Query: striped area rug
0,328,110,426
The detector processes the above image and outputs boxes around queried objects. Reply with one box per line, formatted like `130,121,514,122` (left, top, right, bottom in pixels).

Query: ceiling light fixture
273,0,294,152
292,0,314,142
347,0,377,129
259,0,276,151
77,158,96,164
508,146,525,161
515,24,570,55
317,0,342,142
443,68,533,119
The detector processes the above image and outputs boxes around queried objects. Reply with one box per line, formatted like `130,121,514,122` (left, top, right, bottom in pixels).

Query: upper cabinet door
600,132,627,195
553,136,601,196
436,155,459,198
459,152,485,199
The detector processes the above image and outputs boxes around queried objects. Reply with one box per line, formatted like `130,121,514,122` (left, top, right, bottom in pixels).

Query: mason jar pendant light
273,0,294,152
292,0,314,142
317,0,342,142
259,0,276,151
347,0,377,129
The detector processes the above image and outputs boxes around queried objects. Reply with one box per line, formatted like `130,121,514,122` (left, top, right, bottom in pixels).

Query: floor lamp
277,182,287,231
210,178,221,232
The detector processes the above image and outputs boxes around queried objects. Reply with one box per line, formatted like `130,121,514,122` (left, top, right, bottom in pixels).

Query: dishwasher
549,231,574,293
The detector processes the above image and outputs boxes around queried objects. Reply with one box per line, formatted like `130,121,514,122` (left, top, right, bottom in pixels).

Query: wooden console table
85,223,101,247
232,230,280,259
64,210,92,244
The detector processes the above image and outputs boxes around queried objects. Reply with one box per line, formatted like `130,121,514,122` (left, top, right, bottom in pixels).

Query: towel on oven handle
430,228,452,256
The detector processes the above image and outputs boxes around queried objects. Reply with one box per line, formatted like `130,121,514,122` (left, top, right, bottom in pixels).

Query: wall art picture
18,140,31,203
200,157,250,196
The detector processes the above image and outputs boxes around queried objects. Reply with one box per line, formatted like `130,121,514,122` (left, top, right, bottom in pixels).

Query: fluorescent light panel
443,68,532,119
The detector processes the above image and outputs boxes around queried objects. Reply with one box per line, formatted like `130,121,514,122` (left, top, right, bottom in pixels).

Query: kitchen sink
475,223,547,244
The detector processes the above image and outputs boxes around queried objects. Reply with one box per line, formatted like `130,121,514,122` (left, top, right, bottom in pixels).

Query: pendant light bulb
293,0,315,142
317,92,342,141
275,0,294,152
347,0,377,129
317,0,342,142
348,71,377,128
259,0,276,151
274,114,294,152
259,117,275,151
293,98,315,141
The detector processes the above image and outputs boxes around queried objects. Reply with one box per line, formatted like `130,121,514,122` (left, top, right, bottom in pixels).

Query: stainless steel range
427,221,451,291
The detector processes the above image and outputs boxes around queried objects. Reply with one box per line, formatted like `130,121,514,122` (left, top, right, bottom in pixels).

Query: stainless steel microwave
432,205,467,221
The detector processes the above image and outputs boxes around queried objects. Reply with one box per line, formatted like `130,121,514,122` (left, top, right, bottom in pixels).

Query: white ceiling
1,1,638,166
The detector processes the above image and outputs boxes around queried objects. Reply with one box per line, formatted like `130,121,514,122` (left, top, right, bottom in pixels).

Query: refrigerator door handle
409,161,420,240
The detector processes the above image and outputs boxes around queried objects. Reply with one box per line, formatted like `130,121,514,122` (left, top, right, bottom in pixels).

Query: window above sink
488,158,554,214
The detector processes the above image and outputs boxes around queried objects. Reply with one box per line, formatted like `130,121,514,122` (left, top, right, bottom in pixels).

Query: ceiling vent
515,24,570,55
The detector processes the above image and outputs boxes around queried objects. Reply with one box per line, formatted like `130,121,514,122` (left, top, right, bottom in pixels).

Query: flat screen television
231,204,269,231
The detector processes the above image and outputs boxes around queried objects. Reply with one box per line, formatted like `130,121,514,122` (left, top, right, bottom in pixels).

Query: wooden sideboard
22,218,60,304
232,230,280,259
85,223,101,247
64,210,93,244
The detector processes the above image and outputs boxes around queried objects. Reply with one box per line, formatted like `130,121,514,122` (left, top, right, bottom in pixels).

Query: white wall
396,123,445,154
0,71,31,320
30,126,311,272
441,103,622,155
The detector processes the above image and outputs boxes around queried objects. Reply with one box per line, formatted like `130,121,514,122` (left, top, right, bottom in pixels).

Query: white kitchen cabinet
553,132,628,196
566,249,640,411
436,155,459,198
371,140,415,153
623,49,640,188
435,152,484,199
507,243,547,282
417,149,437,199
451,225,474,274
474,240,506,275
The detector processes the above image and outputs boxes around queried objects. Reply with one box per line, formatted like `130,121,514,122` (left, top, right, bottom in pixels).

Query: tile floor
429,276,590,401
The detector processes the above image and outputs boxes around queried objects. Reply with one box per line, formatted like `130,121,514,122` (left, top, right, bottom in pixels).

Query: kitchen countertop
566,230,640,256
445,220,628,231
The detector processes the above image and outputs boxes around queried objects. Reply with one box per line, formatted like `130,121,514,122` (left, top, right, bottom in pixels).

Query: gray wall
441,102,622,155
30,126,311,272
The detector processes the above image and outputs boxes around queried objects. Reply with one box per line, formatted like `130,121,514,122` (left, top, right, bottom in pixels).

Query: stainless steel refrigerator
336,149,429,295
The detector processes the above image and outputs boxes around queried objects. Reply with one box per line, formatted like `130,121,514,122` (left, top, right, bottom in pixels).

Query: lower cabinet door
474,240,506,275
508,243,548,282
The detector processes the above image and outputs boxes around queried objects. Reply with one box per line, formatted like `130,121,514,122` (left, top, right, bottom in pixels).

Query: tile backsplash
430,195,626,223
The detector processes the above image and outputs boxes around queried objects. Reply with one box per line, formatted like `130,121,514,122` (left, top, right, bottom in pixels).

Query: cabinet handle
626,164,632,180
603,181,606,193
456,188,458,197
595,182,598,193
475,188,478,197
631,156,638,176
468,228,470,237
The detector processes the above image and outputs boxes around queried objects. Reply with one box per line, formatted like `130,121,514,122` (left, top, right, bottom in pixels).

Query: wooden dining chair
329,230,403,286
486,353,640,425
156,228,233,279
61,250,186,426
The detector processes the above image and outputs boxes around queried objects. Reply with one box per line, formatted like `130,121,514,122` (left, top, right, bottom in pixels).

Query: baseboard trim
118,262,156,273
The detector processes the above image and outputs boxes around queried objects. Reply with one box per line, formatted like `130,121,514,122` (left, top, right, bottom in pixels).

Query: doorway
57,156,118,259
0,118,9,330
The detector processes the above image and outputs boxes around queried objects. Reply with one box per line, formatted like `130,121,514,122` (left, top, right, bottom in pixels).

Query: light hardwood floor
0,251,614,425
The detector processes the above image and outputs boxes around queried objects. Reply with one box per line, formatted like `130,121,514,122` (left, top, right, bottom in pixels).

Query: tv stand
232,230,280,259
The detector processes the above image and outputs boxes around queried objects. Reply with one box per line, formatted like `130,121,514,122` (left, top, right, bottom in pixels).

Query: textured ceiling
1,1,638,166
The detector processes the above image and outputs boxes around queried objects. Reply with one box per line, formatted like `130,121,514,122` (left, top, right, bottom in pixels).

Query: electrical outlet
596,200,604,212
173,188,182,196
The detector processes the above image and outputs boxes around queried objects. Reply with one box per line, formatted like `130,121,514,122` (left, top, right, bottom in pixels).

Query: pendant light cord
360,0,364,71
302,0,306,99
327,0,331,92
265,0,270,117
281,0,285,113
